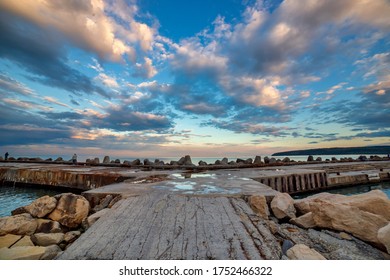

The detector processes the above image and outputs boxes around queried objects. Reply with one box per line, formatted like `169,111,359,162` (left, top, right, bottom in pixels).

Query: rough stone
11,236,34,247
24,195,57,218
264,156,270,164
254,156,262,164
11,206,28,216
178,155,192,165
103,156,110,164
83,208,111,230
64,231,81,244
40,245,62,260
0,246,47,260
93,194,113,213
316,157,322,162
0,213,38,236
48,193,90,228
93,157,100,164
221,157,229,165
269,157,277,164
270,193,296,220
378,223,390,254
281,239,294,255
108,195,122,208
339,232,353,241
295,190,390,221
54,157,63,162
32,233,65,246
290,212,316,228
282,157,290,163
248,195,270,219
131,159,141,166
286,244,326,260
308,201,388,244
307,155,314,162
276,224,389,260
0,234,22,248
35,219,62,234
198,160,208,166
245,158,253,164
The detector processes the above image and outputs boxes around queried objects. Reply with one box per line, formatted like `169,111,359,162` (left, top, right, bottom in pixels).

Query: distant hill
272,146,390,156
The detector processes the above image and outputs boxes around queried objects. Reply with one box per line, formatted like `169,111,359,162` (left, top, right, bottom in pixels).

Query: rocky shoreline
0,193,120,260
1,188,390,260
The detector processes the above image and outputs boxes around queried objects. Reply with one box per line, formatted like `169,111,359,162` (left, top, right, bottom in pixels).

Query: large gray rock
178,155,192,165
93,195,114,213
48,193,90,228
25,195,57,218
270,193,296,220
0,214,38,236
103,156,110,164
32,233,64,246
287,244,326,260
254,156,262,164
378,223,390,254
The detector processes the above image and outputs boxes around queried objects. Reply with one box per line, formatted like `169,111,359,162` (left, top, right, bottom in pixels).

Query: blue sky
0,0,389,159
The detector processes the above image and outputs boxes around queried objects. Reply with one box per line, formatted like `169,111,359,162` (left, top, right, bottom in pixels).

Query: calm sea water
0,185,64,217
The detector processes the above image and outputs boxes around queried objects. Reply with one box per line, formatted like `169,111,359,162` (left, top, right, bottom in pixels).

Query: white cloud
96,73,119,88
0,0,157,62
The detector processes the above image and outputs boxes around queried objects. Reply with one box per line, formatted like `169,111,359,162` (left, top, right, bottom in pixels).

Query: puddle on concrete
169,173,217,179
153,181,241,195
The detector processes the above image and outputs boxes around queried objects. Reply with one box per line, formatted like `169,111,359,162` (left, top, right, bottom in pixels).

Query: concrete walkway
58,192,281,260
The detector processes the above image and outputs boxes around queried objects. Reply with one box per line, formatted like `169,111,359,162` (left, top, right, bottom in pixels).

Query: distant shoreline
272,145,390,156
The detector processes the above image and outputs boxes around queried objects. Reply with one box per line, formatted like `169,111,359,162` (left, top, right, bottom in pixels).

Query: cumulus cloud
0,0,156,62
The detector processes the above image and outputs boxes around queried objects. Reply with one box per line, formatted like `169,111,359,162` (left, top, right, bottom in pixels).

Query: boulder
316,157,322,162
286,244,326,260
54,157,63,162
269,157,277,164
93,195,113,213
0,246,47,260
378,223,390,254
270,193,296,220
83,208,111,230
11,206,28,216
40,245,62,260
0,214,38,236
245,158,253,164
24,195,57,218
93,157,100,164
282,157,290,163
221,157,229,165
248,195,269,220
144,159,153,166
264,156,270,164
108,195,122,208
32,233,64,246
290,212,316,229
307,200,388,245
103,156,110,164
307,155,314,162
35,219,62,234
11,236,34,247
178,155,192,165
48,193,90,228
131,159,141,166
0,234,22,249
215,160,221,165
254,156,262,164
295,190,390,221
63,231,81,244
198,160,208,166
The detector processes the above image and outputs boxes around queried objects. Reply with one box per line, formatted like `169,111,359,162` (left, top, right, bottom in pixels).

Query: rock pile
248,190,390,260
0,193,121,260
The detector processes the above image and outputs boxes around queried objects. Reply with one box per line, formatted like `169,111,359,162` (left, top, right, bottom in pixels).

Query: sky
0,0,389,159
